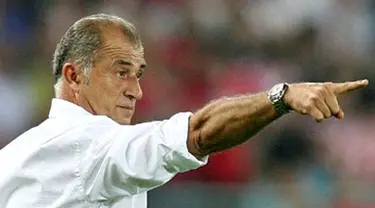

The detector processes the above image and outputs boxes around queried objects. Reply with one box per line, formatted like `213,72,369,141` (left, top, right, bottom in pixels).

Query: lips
117,105,134,111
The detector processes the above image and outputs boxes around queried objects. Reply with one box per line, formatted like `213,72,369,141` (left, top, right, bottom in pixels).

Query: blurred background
1,0,375,207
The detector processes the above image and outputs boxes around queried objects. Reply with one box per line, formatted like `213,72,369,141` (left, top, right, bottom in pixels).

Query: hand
283,79,369,122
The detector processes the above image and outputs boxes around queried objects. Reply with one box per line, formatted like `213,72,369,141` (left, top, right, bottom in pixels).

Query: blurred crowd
1,0,375,207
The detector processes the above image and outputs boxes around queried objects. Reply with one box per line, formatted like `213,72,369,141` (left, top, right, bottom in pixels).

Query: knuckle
310,109,322,117
316,85,325,91
316,86,327,95
313,115,323,122
324,112,332,118
323,82,333,90
309,94,319,102
300,107,308,114
316,114,324,120
303,102,313,111
323,85,331,93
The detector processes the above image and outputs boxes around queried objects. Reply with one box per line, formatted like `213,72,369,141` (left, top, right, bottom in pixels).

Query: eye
117,70,128,78
136,70,144,79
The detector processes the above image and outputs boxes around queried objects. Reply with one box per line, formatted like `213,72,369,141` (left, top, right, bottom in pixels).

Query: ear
62,63,84,92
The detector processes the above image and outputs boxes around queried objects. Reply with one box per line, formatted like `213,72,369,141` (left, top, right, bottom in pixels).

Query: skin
187,80,369,157
57,25,369,159
59,26,146,125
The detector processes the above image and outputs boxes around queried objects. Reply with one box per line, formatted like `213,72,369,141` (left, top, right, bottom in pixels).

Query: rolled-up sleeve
79,112,208,203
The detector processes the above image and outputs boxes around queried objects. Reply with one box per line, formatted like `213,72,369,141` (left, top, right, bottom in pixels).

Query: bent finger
316,99,331,118
325,91,340,115
334,109,345,119
310,108,324,123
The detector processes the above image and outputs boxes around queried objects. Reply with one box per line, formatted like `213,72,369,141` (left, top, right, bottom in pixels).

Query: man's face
78,28,146,125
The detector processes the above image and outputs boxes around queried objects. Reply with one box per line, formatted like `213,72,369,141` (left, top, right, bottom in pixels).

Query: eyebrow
114,59,147,69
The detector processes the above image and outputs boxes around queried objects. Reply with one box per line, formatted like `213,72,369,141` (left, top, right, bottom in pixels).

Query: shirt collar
48,98,93,118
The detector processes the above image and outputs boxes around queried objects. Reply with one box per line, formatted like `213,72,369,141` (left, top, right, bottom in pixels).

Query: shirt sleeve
79,112,208,203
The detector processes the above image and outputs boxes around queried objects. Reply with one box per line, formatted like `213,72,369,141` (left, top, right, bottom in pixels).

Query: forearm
188,92,282,157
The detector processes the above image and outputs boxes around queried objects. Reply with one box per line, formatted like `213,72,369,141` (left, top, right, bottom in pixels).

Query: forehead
98,27,144,62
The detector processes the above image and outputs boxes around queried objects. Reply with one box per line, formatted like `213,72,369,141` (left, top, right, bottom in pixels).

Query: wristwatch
268,83,291,115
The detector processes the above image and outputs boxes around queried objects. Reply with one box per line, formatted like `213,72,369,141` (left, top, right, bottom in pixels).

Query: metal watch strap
273,97,291,115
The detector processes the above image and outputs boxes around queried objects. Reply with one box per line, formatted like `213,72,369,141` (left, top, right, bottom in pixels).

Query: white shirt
0,99,207,208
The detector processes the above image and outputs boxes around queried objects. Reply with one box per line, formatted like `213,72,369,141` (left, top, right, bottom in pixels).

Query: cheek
96,75,121,94
83,76,118,105
99,76,127,103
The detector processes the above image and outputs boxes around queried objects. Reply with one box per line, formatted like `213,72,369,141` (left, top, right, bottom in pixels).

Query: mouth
117,105,134,111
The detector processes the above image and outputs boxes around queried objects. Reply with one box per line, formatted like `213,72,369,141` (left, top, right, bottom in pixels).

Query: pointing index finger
332,79,369,95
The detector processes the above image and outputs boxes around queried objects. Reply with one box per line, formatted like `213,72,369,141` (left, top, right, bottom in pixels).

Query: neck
54,80,75,103
54,80,96,115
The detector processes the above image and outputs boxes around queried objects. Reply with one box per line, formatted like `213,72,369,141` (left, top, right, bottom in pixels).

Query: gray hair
52,13,142,82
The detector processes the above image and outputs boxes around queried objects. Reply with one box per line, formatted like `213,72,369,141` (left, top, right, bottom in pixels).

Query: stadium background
1,0,375,207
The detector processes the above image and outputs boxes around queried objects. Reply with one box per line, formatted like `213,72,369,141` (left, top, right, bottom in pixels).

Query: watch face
269,83,286,103
268,83,290,114
270,83,284,97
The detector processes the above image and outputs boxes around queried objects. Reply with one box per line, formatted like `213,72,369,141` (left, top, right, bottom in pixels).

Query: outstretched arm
188,79,369,158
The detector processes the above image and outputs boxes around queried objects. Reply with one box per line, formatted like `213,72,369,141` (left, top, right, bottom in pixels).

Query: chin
116,118,132,125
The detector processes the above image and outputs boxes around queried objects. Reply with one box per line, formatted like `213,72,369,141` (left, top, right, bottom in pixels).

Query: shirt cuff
162,112,209,173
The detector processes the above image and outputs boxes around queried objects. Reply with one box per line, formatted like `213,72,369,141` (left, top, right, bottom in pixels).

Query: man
0,14,369,208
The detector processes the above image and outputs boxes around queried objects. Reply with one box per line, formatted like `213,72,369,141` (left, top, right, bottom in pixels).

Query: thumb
334,109,345,119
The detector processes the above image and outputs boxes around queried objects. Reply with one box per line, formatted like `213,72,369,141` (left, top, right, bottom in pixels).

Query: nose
124,76,143,101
